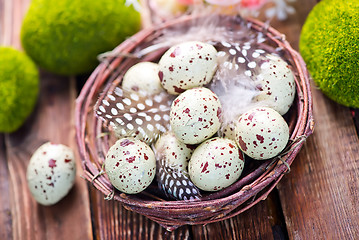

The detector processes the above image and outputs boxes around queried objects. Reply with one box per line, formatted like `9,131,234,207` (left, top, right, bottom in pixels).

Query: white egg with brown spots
26,142,76,206
122,62,164,95
218,121,236,141
105,138,156,194
170,87,222,144
158,41,218,95
154,131,195,171
188,137,245,191
253,54,296,115
235,107,289,160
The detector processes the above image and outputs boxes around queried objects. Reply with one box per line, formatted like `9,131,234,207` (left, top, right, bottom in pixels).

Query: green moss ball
21,0,141,75
0,47,39,133
299,0,359,108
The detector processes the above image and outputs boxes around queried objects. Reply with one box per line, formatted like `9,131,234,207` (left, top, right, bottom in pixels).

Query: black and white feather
210,41,273,126
156,155,201,201
95,87,173,144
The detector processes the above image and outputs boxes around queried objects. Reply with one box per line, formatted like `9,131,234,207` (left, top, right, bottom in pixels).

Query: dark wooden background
1,0,358,239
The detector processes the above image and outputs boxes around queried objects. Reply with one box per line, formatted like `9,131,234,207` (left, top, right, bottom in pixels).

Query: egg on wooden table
158,41,218,95
26,142,76,206
170,87,222,144
235,107,289,160
188,137,245,191
105,138,156,194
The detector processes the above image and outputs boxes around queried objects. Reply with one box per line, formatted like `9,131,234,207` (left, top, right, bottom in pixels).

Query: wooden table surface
1,0,358,239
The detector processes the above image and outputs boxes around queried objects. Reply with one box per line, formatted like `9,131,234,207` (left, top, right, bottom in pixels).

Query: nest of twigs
75,14,314,231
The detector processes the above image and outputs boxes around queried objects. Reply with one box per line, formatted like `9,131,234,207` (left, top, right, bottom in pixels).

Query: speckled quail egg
154,131,195,171
188,137,245,191
26,142,76,206
105,138,156,194
170,87,222,144
122,61,164,95
235,107,289,160
158,41,218,95
253,54,296,115
218,121,236,141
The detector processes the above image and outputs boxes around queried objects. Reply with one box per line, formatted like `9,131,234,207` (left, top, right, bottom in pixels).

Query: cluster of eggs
103,40,295,196
24,40,295,204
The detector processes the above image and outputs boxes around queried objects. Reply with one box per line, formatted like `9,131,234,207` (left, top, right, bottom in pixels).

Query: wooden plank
191,191,287,240
89,187,191,239
0,135,13,240
273,0,359,239
1,0,94,238
5,73,94,240
0,1,21,238
277,84,359,239
0,0,31,48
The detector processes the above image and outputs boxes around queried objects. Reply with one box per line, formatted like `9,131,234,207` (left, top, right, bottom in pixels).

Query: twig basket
75,14,314,231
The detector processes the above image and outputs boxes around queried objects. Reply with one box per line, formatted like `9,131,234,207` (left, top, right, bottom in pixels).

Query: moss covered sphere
21,0,141,75
299,0,359,107
0,47,39,133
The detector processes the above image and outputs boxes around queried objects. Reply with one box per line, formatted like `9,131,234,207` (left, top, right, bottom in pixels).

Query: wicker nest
75,14,314,231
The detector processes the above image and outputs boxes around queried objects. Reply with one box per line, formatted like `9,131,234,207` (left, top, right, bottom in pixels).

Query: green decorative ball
299,0,359,108
0,47,39,133
21,0,141,75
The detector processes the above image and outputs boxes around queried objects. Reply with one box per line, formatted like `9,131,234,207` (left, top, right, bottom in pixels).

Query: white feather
210,74,257,126
136,11,259,58
209,55,272,126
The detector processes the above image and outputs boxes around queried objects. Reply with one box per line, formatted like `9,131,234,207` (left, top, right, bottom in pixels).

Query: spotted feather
95,87,173,144
156,155,201,201
215,41,269,81
210,41,276,127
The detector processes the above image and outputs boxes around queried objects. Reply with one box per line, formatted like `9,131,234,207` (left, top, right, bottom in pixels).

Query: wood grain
0,135,12,240
191,191,288,240
2,0,359,239
5,73,93,240
277,85,359,239
272,0,359,239
0,0,30,48
0,0,93,238
89,186,192,239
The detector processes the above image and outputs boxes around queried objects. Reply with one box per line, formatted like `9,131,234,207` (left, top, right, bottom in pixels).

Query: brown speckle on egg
170,87,222,144
235,107,289,160
189,138,244,191
26,142,76,206
121,62,164,95
253,54,296,115
159,41,218,95
154,131,194,172
105,138,156,194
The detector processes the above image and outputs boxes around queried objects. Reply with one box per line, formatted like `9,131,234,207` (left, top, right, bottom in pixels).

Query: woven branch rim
75,14,314,230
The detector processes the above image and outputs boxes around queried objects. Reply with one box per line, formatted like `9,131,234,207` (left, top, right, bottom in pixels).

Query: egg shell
235,107,289,160
158,41,218,95
105,138,156,194
26,142,76,206
122,62,164,95
170,87,222,144
188,137,245,191
253,54,296,115
154,131,195,171
218,121,236,141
